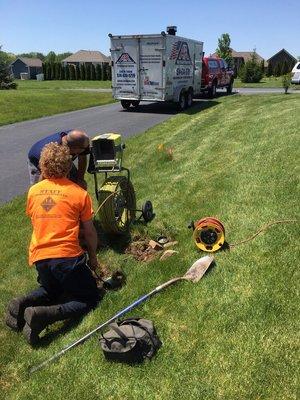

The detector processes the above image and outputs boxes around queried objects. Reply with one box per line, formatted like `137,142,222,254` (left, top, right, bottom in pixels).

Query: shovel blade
183,255,214,283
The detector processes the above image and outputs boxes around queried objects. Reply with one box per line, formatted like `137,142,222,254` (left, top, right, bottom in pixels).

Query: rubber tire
186,90,193,107
131,100,140,108
227,80,233,95
121,100,131,110
177,91,186,111
208,82,217,98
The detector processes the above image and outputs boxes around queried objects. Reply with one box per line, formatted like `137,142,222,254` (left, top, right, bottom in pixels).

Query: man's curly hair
39,142,72,179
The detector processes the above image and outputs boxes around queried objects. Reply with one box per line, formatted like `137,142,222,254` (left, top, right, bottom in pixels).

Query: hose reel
189,217,225,252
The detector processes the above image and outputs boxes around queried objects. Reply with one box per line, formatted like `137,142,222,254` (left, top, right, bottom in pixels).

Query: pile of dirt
125,235,178,262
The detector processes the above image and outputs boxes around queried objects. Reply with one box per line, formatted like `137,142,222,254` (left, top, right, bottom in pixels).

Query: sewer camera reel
88,133,154,234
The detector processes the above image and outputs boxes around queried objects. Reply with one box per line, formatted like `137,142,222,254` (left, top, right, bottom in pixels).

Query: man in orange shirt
6,143,101,345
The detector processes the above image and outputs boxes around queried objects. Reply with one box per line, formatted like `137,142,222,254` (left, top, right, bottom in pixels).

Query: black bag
99,318,162,364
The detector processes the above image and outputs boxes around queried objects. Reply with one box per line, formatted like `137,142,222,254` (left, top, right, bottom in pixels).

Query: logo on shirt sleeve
41,196,56,212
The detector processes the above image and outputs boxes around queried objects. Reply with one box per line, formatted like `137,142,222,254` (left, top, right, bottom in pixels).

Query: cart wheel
121,100,131,110
97,176,136,234
142,200,154,222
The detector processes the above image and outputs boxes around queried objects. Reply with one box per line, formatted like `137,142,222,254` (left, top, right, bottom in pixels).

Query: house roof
17,57,43,67
62,50,110,63
267,48,297,62
211,49,265,62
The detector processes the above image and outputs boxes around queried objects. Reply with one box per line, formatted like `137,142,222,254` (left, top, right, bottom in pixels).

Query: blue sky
1,0,299,60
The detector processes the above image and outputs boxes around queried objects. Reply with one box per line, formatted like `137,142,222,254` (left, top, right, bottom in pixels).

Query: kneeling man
6,142,101,345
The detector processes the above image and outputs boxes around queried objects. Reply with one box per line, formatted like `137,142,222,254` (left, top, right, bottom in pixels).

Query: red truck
201,56,234,97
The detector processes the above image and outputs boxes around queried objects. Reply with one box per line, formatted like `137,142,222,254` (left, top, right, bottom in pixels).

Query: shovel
30,255,214,374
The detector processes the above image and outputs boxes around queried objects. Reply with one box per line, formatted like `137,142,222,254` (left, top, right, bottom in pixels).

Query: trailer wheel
177,91,186,111
131,100,140,108
121,100,131,110
186,90,193,107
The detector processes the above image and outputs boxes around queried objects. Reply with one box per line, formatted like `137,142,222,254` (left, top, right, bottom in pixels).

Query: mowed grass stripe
0,94,299,400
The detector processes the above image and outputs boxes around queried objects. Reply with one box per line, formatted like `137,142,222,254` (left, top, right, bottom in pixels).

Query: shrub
80,63,86,80
86,64,91,80
76,64,81,80
266,62,273,77
69,64,76,80
59,65,65,80
102,63,108,81
96,64,102,80
65,64,70,80
91,64,96,80
282,73,292,94
238,52,263,83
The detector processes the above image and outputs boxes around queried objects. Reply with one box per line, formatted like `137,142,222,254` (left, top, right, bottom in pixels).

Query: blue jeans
32,254,99,317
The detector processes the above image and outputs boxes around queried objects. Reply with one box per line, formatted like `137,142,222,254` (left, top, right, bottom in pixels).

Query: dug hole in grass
0,94,299,400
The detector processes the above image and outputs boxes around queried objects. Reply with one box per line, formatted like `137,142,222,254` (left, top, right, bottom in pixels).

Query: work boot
6,294,50,331
23,305,63,345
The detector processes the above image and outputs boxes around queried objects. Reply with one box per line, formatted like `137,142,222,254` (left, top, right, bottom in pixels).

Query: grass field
0,94,299,400
0,80,114,126
234,76,299,88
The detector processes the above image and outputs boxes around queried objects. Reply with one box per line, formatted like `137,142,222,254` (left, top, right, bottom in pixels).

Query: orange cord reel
189,217,225,252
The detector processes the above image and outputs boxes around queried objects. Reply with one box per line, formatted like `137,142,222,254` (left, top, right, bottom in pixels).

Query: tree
60,64,65,80
260,60,265,75
106,63,112,80
69,64,76,80
65,64,70,80
102,63,108,81
17,52,45,61
282,73,292,94
56,52,73,62
0,47,17,89
45,51,57,63
91,64,96,80
80,63,86,80
54,62,61,80
216,33,233,66
96,64,102,80
86,63,91,80
75,64,81,80
238,50,263,83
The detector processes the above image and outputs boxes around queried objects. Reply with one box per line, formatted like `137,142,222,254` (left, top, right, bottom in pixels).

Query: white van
291,61,300,84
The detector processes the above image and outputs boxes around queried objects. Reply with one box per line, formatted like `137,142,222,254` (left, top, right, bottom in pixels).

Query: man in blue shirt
28,129,90,189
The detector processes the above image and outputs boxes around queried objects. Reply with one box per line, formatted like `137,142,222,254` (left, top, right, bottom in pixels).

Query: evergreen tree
75,64,81,80
215,33,233,67
91,64,96,80
238,51,263,83
260,60,265,75
55,62,61,80
65,64,70,80
42,62,47,79
102,63,108,81
60,64,65,80
50,63,56,80
69,64,76,80
80,63,86,80
96,64,102,80
46,51,57,63
86,63,91,80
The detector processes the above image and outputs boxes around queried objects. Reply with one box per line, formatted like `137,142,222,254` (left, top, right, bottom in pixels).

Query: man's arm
81,219,99,271
77,154,87,181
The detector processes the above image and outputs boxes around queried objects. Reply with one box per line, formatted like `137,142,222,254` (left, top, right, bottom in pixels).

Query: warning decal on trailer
169,41,192,65
116,53,136,64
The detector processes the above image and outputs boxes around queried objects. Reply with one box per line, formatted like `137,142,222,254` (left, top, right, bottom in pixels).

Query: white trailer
109,27,203,110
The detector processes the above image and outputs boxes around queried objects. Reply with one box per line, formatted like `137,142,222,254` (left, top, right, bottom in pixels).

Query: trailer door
111,38,139,100
193,42,203,95
139,37,164,100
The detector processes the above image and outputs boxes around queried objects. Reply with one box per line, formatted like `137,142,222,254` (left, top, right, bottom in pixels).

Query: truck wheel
131,100,140,108
186,90,193,107
208,82,217,98
121,100,131,110
177,92,186,111
227,80,233,95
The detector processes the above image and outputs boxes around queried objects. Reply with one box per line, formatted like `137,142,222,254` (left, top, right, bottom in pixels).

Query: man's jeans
30,254,99,317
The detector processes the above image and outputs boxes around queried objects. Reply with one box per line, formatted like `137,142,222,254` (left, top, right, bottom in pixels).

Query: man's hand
89,254,99,271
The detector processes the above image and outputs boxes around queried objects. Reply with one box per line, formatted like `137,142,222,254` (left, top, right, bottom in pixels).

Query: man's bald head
64,130,89,155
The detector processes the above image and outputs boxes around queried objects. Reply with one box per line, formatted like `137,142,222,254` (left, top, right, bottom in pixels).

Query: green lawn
16,79,112,90
0,94,299,400
234,76,299,89
0,80,114,126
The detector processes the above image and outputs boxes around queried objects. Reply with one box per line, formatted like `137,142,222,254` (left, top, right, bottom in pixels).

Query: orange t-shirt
26,178,94,265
